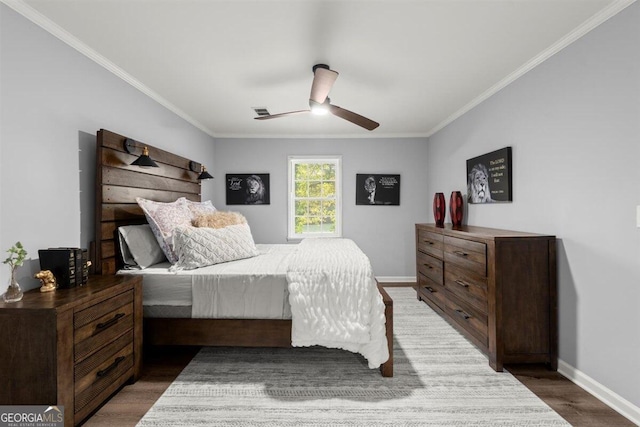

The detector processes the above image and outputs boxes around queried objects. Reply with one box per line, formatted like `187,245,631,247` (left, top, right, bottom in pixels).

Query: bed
93,129,393,376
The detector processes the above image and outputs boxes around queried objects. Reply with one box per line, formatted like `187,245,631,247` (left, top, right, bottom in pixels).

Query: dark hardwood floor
82,285,635,427
506,365,636,427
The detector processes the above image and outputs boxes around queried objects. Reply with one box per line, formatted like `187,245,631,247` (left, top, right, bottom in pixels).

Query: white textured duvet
286,238,389,369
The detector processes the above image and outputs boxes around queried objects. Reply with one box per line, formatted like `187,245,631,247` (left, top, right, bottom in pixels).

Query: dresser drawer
417,229,444,258
444,236,487,277
417,251,443,285
74,291,134,362
444,264,488,314
417,273,446,311
445,292,488,347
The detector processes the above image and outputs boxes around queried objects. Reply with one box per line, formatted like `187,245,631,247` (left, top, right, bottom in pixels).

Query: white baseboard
375,276,416,283
557,359,640,425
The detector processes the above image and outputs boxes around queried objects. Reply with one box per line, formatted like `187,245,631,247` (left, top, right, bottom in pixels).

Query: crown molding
1,0,218,138
215,132,429,139
426,0,637,138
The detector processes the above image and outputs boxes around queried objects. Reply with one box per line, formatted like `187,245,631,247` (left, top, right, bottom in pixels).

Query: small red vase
433,193,446,227
449,191,464,227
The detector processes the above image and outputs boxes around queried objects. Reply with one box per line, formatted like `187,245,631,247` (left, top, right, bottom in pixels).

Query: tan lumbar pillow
192,211,247,229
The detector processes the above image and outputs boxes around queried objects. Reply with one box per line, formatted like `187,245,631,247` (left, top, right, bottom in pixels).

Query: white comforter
286,238,389,369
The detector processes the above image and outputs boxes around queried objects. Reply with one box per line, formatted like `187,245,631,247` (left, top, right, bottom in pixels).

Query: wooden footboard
378,284,394,377
144,285,394,377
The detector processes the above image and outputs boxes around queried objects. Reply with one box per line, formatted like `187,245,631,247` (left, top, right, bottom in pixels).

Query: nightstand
0,275,143,426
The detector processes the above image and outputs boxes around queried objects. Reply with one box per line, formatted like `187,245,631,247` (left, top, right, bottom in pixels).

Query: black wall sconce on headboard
189,161,214,180
123,138,159,168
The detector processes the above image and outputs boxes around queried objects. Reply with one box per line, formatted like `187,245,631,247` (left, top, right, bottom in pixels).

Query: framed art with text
466,147,512,203
226,173,270,205
356,174,400,205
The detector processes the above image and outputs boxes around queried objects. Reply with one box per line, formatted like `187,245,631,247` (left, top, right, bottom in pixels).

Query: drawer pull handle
455,309,471,320
96,312,125,330
424,240,434,245
454,280,469,288
423,264,433,270
96,356,126,378
454,251,468,257
425,286,435,293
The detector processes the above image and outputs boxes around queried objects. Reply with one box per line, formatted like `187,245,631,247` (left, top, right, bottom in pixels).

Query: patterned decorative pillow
192,211,246,229
181,198,217,218
171,223,259,270
136,197,193,263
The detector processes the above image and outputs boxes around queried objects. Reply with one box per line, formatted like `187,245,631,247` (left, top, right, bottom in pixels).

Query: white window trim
287,155,342,240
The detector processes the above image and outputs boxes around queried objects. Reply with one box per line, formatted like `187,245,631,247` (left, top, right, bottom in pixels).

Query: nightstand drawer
74,290,133,330
75,330,133,389
74,349,133,414
444,236,487,277
417,252,443,285
74,299,134,362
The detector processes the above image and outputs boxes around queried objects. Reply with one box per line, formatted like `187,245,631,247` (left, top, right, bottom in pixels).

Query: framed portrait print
356,174,400,206
226,173,270,205
466,147,512,204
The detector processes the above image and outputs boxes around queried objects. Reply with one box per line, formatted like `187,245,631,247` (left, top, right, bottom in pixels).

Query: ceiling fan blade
329,105,379,131
254,110,310,120
309,67,338,104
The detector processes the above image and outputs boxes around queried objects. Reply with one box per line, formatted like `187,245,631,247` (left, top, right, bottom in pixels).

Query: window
288,156,342,239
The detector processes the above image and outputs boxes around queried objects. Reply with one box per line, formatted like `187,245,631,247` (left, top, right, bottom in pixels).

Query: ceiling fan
254,64,380,131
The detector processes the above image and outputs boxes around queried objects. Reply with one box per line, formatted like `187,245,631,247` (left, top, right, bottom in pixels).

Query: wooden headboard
94,129,202,274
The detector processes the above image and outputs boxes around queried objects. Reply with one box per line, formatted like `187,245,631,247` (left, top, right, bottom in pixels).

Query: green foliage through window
289,157,341,238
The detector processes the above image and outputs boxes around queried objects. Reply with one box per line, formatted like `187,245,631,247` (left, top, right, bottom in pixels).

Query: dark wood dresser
0,274,143,426
415,223,557,372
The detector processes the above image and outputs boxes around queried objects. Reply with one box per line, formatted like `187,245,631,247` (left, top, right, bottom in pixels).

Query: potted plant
3,241,27,302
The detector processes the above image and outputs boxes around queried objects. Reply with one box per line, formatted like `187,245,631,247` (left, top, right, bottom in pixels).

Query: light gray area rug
137,287,569,426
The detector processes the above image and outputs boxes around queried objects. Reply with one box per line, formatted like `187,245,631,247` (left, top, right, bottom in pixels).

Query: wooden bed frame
94,129,393,377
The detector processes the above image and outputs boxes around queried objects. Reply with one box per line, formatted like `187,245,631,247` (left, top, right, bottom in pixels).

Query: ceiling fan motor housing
312,63,330,73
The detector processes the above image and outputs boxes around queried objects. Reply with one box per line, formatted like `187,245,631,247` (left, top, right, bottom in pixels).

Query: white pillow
136,197,192,263
171,223,259,270
180,198,217,218
118,224,167,269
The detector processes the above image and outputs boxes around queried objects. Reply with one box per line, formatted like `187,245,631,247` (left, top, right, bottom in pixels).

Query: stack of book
38,248,89,288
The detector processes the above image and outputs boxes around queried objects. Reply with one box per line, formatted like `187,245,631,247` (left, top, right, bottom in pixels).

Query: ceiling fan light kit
254,64,379,131
310,99,330,115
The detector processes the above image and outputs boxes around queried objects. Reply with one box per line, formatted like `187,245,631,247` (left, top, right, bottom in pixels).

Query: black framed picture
466,147,512,204
226,174,270,205
356,174,400,206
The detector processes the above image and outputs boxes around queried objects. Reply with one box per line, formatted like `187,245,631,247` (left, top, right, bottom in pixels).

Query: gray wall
427,2,640,410
0,5,215,291
214,137,429,278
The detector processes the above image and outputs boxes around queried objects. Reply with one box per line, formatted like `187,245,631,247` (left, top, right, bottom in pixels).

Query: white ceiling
7,0,632,138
